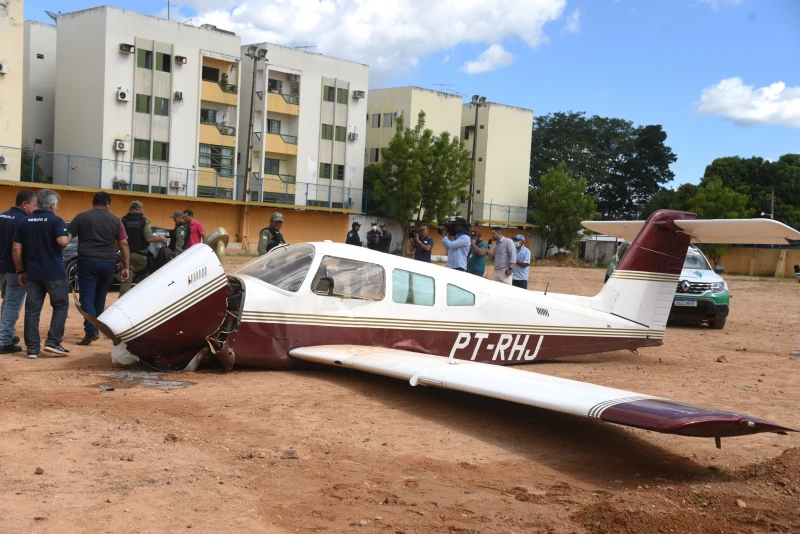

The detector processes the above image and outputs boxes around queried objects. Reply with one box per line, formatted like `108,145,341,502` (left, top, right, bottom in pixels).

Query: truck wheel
709,316,727,330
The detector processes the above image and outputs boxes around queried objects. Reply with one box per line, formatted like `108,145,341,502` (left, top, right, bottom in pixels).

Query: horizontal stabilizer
290,345,794,439
583,218,800,245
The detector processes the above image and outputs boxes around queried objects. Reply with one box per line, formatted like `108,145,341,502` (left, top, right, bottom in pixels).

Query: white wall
22,21,56,180
0,0,24,180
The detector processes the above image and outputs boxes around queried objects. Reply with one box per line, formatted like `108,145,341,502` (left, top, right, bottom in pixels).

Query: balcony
200,123,237,147
198,167,235,189
265,173,296,183
267,92,300,115
265,133,298,155
201,80,238,106
263,175,297,195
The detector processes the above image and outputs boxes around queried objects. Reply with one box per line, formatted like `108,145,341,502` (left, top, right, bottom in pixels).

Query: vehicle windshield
683,247,711,270
236,244,315,292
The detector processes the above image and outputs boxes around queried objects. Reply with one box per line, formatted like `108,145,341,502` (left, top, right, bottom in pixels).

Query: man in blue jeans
67,192,130,346
12,189,72,358
0,189,38,353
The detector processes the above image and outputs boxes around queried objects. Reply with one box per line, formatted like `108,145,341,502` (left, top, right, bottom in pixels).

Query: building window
392,269,435,306
202,66,219,82
371,114,380,128
383,113,393,128
268,79,282,93
321,124,333,141
151,186,167,194
323,86,335,102
369,148,379,162
34,138,42,144
154,97,169,116
199,144,234,175
36,54,44,59
336,88,348,105
335,126,346,142
200,108,217,124
155,52,171,73
133,139,151,160
137,49,153,70
153,141,169,162
135,94,150,114
319,163,331,179
35,96,43,102
334,164,345,181
265,158,280,175
267,119,281,134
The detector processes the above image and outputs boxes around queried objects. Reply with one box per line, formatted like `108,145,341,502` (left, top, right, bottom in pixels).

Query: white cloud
560,9,581,35
699,0,743,11
190,0,566,77
462,44,516,74
695,77,800,128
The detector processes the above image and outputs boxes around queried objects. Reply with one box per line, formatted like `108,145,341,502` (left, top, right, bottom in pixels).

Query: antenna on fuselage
544,282,549,295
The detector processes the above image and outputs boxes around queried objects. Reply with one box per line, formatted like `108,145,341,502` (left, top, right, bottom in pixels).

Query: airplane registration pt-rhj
78,210,800,447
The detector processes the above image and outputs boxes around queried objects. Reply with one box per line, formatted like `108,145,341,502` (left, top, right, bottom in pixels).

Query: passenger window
447,284,474,306
311,256,385,301
392,269,435,306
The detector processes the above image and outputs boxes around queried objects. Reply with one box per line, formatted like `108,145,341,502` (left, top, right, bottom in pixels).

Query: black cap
380,223,388,228
352,221,361,228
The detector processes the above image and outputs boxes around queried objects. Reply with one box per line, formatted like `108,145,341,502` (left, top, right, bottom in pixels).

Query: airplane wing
290,345,794,440
583,218,800,245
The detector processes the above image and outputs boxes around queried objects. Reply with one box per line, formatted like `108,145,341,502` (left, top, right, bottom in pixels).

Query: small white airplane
79,210,800,446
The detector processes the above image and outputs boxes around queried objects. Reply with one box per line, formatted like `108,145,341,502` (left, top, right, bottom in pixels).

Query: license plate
674,299,697,307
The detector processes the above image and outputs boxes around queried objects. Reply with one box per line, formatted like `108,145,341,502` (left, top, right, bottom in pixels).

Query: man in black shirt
366,223,381,251
0,189,37,353
13,189,71,358
378,223,392,253
346,222,362,246
120,201,167,296
410,223,434,262
257,212,287,255
67,192,130,346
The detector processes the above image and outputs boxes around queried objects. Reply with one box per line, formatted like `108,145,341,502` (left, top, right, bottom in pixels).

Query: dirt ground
1,259,800,533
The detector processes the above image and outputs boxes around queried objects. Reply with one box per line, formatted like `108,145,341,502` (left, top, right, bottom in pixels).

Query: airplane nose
97,245,231,369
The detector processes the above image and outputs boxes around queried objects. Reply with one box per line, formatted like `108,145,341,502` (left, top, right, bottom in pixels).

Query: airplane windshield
236,244,316,292
683,247,711,270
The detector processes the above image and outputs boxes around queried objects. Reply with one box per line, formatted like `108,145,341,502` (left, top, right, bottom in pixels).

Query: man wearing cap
67,192,130,346
366,223,381,251
378,223,392,253
512,234,531,289
257,212,287,256
346,222,362,247
119,201,167,296
182,209,206,250
168,211,189,255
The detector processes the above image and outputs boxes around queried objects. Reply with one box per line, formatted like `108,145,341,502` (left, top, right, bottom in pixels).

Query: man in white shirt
512,234,531,289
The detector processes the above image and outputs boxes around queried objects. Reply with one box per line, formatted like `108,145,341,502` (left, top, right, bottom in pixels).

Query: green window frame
265,158,280,175
322,86,335,102
319,163,331,179
133,139,150,160
336,88,348,104
267,119,281,134
135,94,150,114
321,124,333,141
200,108,217,124
137,49,153,69
199,144,233,175
154,97,169,116
333,164,344,181
335,126,346,142
392,269,435,306
156,52,171,73
153,141,169,162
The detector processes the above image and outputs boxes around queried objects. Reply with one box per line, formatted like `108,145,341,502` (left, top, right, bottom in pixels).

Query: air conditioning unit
0,63,8,75
169,180,185,189
353,90,365,99
119,43,135,54
348,132,358,141
175,55,188,65
116,89,130,102
113,140,128,152
393,110,403,118
174,91,183,101
0,155,8,166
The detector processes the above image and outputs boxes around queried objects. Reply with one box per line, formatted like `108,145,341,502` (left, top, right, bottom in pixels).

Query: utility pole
244,46,268,203
467,95,486,224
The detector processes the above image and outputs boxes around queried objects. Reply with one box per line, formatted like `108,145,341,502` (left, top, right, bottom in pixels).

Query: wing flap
290,345,794,438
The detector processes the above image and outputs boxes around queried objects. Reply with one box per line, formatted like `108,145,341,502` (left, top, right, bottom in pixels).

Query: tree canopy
530,111,677,220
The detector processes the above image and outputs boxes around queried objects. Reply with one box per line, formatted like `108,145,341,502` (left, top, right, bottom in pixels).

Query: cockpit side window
310,256,386,301
447,284,475,306
392,269,435,306
236,244,315,292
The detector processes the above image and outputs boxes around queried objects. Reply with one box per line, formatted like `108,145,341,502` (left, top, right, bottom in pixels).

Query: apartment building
365,86,463,164
461,102,533,224
238,43,368,208
0,0,24,180
53,7,241,197
22,21,56,181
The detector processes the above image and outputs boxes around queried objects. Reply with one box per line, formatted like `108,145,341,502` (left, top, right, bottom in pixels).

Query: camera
408,228,419,239
443,217,469,237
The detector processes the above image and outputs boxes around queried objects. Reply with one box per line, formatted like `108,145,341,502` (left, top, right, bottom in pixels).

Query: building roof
369,86,464,100
56,6,238,37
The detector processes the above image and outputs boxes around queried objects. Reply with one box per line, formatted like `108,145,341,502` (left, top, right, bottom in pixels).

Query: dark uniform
257,226,286,255
346,225,362,246
120,212,153,295
366,227,381,250
169,220,189,254
378,227,392,253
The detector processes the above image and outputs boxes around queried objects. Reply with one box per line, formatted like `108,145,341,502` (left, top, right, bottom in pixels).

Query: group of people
0,189,206,358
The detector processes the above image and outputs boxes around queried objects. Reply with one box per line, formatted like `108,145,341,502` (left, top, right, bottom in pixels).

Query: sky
25,0,800,188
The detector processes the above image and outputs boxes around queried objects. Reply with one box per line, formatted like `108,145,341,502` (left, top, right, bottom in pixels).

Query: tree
530,112,677,220
638,183,698,218
418,131,473,224
20,146,44,183
530,163,599,255
687,177,753,266
361,164,387,217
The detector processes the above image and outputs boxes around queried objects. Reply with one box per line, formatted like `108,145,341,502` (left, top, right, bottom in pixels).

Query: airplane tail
583,210,800,330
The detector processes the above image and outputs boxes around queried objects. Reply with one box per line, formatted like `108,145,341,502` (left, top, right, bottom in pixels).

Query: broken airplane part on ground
77,210,800,445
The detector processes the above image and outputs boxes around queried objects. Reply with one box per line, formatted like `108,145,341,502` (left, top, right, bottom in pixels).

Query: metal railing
273,133,298,145
218,82,237,94
216,124,236,136
470,201,529,223
264,173,296,183
280,93,300,105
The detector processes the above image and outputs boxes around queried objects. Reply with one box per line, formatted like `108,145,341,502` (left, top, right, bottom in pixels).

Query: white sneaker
27,352,38,359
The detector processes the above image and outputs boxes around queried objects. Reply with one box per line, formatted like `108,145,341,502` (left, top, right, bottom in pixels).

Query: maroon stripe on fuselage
598,398,795,437
617,210,696,275
228,322,662,369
